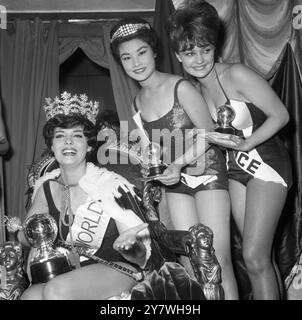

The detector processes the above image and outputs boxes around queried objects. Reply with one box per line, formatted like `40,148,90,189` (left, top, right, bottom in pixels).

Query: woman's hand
153,163,182,185
206,132,252,152
113,223,148,268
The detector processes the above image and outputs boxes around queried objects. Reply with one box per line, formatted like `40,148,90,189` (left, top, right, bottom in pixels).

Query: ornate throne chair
2,148,224,300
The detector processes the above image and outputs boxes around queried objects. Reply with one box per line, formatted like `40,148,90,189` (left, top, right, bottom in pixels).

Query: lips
62,148,77,156
133,67,146,74
193,65,206,71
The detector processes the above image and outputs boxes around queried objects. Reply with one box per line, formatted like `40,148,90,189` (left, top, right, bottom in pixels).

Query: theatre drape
0,19,59,221
0,98,6,246
57,22,139,132
103,24,140,132
271,43,302,280
153,0,184,76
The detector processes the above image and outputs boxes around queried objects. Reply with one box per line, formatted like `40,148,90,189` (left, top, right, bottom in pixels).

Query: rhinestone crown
43,91,99,125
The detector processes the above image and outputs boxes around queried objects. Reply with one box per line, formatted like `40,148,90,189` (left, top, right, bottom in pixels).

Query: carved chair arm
141,181,225,300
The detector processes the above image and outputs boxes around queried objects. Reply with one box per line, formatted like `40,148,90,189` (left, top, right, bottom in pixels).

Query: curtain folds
58,22,139,131
171,0,299,78
271,44,302,279
59,37,109,68
103,25,140,131
0,19,59,220
153,0,185,76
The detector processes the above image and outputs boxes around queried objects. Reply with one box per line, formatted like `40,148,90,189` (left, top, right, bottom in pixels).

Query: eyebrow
120,45,149,57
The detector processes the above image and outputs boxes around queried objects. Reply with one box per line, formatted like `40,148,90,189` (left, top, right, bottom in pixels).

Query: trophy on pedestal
215,104,236,135
142,142,167,177
23,213,72,284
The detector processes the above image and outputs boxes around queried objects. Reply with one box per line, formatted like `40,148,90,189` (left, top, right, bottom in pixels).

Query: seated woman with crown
15,92,156,300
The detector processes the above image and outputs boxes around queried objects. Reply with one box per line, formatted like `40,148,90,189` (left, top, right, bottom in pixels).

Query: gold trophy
23,213,72,284
215,104,236,135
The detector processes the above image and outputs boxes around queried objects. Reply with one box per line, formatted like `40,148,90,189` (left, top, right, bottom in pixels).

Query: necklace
59,182,77,227
50,178,81,269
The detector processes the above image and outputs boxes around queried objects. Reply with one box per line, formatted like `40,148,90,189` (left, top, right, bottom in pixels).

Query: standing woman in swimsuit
110,17,239,299
168,1,292,299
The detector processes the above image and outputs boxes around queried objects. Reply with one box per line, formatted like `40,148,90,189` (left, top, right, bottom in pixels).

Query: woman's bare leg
194,189,239,300
39,263,137,300
230,178,287,300
20,283,45,300
165,192,198,277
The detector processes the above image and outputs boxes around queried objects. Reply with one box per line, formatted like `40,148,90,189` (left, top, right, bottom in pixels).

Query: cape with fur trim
31,162,151,265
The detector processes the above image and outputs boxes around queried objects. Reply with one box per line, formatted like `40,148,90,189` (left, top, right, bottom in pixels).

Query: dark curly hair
110,17,159,63
167,1,222,53
43,114,97,153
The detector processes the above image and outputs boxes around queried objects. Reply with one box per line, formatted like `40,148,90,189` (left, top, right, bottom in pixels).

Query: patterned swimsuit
133,78,228,195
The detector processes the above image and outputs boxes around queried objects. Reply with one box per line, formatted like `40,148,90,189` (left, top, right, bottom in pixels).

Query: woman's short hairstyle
167,1,222,53
43,114,97,151
110,17,159,63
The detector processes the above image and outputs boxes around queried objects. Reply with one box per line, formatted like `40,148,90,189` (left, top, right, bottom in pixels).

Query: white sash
132,110,150,145
234,149,287,187
66,201,110,260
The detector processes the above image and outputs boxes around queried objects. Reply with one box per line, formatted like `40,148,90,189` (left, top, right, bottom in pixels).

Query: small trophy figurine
216,104,236,135
0,241,29,300
187,223,225,300
23,213,72,284
142,142,167,177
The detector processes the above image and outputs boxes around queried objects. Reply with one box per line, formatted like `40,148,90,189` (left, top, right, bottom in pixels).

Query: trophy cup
215,104,236,135
142,142,167,177
24,213,72,284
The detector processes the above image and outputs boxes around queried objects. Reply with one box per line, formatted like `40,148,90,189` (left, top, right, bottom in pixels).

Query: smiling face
118,38,156,82
51,126,91,167
176,44,215,79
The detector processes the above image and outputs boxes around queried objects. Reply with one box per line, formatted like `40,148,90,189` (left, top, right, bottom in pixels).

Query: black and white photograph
0,0,302,308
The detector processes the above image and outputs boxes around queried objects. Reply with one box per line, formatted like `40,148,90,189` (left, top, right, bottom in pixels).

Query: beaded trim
111,23,151,43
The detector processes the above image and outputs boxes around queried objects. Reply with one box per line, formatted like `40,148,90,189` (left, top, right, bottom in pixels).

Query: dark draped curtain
0,19,59,221
103,25,140,132
153,0,185,76
271,43,302,281
57,22,139,132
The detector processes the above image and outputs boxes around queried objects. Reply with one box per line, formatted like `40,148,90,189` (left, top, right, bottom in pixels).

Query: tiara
43,92,99,125
110,23,151,43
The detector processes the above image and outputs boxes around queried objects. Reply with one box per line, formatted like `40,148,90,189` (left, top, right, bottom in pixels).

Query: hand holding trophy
138,142,167,182
216,104,236,135
206,104,244,149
